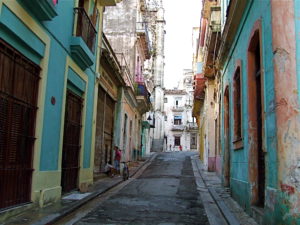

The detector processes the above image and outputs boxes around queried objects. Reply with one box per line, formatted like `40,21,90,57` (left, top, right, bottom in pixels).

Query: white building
164,87,198,152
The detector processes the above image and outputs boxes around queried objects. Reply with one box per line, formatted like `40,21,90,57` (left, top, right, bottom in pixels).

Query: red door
0,39,40,209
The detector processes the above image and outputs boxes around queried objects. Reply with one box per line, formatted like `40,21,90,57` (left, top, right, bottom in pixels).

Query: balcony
70,8,96,70
171,124,185,131
186,122,198,131
101,33,125,85
136,22,151,59
194,74,206,100
203,6,221,78
172,106,184,112
135,83,151,114
22,0,57,21
115,53,134,89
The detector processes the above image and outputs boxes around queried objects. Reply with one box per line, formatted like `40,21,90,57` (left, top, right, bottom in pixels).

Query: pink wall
215,155,222,176
208,157,216,172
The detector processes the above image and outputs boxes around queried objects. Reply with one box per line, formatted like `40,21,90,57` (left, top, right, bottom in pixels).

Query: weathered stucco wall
220,0,277,214
267,0,300,224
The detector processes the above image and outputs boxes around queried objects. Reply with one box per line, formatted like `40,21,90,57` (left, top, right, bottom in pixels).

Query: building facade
164,69,198,152
193,0,300,224
103,0,153,162
0,0,122,214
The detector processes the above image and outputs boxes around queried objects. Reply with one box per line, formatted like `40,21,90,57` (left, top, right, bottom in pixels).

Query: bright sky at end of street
164,0,202,89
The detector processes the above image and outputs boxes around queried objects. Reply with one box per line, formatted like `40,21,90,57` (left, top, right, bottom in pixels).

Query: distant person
179,145,182,151
114,146,121,174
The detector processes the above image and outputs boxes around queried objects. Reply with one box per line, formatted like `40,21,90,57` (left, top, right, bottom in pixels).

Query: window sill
233,138,243,150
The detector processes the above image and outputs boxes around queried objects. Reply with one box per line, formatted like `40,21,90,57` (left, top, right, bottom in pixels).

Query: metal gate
0,39,40,209
61,90,83,193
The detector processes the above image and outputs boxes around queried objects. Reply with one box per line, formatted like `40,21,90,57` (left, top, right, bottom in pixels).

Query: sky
163,0,202,89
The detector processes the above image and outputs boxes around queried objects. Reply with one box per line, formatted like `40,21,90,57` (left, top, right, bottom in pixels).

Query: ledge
70,37,95,71
22,0,57,21
99,0,118,6
136,95,151,115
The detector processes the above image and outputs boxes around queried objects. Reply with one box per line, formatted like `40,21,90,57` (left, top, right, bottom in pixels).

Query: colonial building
193,0,300,224
164,70,198,152
93,33,126,179
0,0,120,215
103,0,153,162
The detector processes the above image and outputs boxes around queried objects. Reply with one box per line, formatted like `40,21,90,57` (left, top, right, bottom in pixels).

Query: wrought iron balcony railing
171,124,185,131
172,106,185,112
115,53,134,89
74,7,97,53
136,22,151,58
187,122,198,130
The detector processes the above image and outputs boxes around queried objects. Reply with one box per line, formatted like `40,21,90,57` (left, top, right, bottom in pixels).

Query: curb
194,158,240,225
33,154,157,225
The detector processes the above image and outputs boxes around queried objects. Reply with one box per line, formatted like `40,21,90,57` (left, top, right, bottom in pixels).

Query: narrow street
55,152,210,225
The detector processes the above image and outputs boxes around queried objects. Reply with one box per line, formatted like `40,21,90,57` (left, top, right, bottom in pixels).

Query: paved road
67,152,209,225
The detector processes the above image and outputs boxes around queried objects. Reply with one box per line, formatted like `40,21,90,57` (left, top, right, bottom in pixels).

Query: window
191,133,197,147
164,115,167,121
233,66,242,141
174,136,181,146
174,116,182,125
129,120,132,136
174,97,182,108
164,97,168,103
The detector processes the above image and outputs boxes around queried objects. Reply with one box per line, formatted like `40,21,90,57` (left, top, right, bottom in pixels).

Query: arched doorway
248,24,265,207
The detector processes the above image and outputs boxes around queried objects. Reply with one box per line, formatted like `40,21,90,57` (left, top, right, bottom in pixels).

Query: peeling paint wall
219,0,300,224
268,0,300,224
220,0,277,216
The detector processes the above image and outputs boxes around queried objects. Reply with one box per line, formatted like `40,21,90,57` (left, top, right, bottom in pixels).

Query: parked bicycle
121,161,130,181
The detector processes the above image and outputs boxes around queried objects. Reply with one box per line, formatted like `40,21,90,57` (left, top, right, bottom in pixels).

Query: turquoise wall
220,0,277,212
2,1,98,171
82,69,96,168
40,40,67,171
0,5,45,64
39,1,97,170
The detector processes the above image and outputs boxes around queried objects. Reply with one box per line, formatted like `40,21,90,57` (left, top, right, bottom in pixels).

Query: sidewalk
192,155,258,225
1,154,157,225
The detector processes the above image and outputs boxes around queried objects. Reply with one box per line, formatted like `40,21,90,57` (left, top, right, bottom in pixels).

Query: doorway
94,87,115,175
248,29,265,207
223,87,230,187
0,39,40,209
61,90,83,193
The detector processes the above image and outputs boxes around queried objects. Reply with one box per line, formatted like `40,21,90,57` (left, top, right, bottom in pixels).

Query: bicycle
121,161,130,181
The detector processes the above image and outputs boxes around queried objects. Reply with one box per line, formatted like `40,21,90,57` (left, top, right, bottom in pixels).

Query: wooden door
61,90,83,193
0,39,40,209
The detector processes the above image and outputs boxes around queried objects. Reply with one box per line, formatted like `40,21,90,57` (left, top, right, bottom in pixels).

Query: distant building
164,70,198,152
